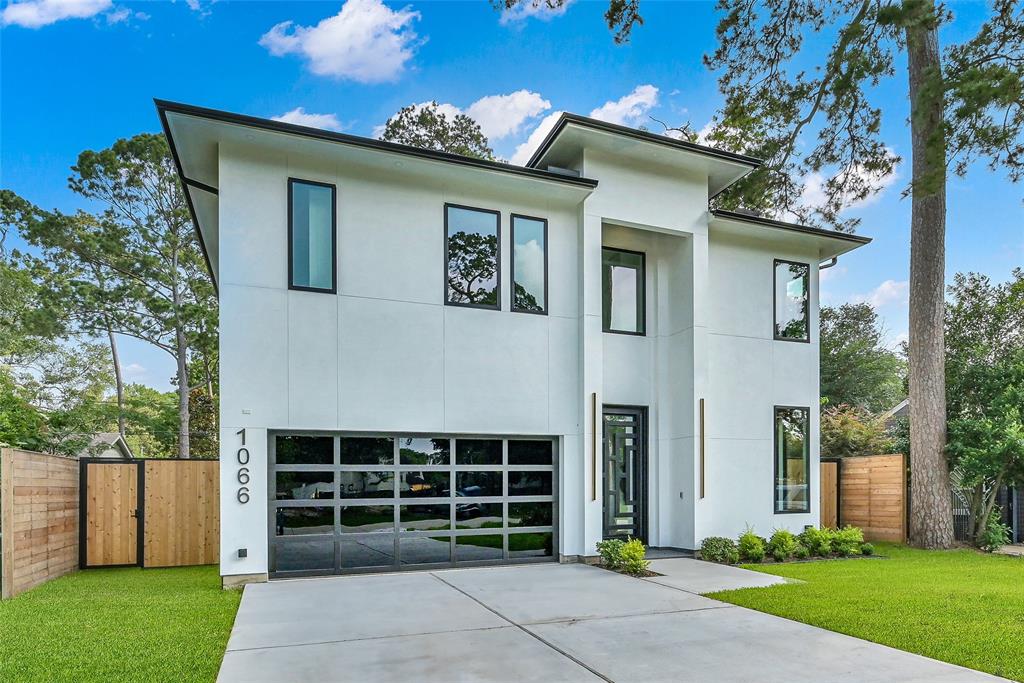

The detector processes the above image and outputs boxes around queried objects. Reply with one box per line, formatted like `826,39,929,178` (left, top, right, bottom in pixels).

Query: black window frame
510,213,549,315
602,246,646,336
288,177,338,294
773,258,811,343
773,405,811,514
444,203,501,311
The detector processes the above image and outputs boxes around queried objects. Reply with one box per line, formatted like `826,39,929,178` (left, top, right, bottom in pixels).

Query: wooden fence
820,453,907,542
1,448,79,599
81,458,219,569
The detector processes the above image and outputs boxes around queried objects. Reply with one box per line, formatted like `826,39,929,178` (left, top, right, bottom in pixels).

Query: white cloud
850,280,909,309
272,107,345,132
886,331,909,351
104,5,128,23
3,0,111,28
589,84,659,126
466,90,550,140
499,0,572,24
799,149,900,213
510,110,564,166
123,362,148,382
818,264,847,283
514,239,546,302
259,0,421,83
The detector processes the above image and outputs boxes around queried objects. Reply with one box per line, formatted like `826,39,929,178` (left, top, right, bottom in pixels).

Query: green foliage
619,538,650,575
596,538,625,569
820,304,906,413
767,529,799,562
799,527,835,557
860,542,875,556
833,526,866,557
793,543,811,560
381,101,495,160
738,528,765,563
820,404,894,458
700,536,739,564
708,544,1024,681
979,510,1011,552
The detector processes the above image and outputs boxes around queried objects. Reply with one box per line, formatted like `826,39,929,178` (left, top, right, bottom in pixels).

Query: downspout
819,257,838,270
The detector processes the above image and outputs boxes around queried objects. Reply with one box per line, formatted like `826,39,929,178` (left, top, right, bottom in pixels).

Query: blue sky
3,0,1022,391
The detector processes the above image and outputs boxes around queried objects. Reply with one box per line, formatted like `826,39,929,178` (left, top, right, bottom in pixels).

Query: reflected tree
446,231,498,305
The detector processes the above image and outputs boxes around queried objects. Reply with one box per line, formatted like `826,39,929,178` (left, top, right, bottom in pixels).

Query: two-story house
157,100,870,586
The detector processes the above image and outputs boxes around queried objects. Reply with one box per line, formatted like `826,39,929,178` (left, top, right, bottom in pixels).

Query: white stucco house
157,100,870,585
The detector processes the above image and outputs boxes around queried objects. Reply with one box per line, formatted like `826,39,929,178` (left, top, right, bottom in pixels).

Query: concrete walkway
218,562,1003,683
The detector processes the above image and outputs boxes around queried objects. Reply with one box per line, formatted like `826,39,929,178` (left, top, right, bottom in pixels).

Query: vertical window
445,204,500,308
774,407,810,513
288,179,336,293
774,259,810,341
511,215,547,313
602,247,645,335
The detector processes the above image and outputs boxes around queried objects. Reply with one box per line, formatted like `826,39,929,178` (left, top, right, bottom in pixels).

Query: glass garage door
269,434,557,577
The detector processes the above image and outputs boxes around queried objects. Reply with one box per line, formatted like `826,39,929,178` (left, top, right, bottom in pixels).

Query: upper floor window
511,214,547,314
774,259,810,341
774,406,809,513
602,247,645,335
445,204,500,309
289,178,336,293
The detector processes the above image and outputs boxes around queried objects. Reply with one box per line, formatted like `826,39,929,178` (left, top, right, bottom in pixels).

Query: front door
602,407,647,542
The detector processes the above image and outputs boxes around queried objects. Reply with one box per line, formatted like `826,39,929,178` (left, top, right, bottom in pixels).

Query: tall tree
820,303,905,411
380,102,495,159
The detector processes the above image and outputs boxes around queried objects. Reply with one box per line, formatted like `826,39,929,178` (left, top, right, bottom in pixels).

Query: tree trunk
905,1,954,548
175,324,190,459
106,324,126,439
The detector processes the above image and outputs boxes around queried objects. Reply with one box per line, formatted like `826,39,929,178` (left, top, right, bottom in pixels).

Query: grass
707,543,1024,681
0,566,240,683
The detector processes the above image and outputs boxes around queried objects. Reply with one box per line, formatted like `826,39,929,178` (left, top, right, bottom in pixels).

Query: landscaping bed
0,566,240,683
708,543,1024,682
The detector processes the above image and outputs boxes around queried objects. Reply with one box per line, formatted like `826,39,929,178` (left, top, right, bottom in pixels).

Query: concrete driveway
218,562,1002,683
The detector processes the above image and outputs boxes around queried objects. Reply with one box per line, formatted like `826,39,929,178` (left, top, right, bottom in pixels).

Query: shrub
596,539,625,569
620,538,650,575
793,543,810,560
860,542,875,556
738,528,765,563
767,529,799,562
799,526,835,556
979,510,1011,552
833,526,865,556
700,536,739,564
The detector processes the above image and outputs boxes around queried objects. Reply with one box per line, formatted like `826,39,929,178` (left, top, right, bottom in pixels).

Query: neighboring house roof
880,398,910,425
79,433,134,460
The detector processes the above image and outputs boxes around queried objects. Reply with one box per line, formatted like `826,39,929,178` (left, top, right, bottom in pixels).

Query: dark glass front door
602,407,647,542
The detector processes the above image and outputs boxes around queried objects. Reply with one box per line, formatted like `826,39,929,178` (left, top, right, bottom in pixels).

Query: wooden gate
80,459,219,569
819,461,839,529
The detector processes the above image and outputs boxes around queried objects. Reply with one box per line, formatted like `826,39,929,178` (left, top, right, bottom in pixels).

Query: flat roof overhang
526,113,763,198
155,100,600,292
710,209,872,260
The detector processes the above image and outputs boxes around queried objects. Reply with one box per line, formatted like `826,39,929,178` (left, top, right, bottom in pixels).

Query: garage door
269,434,557,577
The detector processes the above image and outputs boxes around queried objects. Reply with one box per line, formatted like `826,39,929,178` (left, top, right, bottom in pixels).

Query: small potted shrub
738,528,765,563
700,536,739,564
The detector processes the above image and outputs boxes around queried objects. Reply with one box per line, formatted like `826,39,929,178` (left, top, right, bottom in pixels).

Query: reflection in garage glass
455,534,503,562
339,471,394,498
276,507,334,536
339,437,394,465
339,505,393,533
508,440,552,465
456,471,502,497
400,505,451,530
276,436,333,465
509,471,552,496
456,439,502,465
509,502,553,527
456,502,501,528
401,471,449,497
276,471,334,500
399,437,451,465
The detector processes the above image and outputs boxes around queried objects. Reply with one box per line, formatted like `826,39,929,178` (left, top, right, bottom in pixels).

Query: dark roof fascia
156,101,218,295
154,99,600,190
525,112,764,170
711,209,872,245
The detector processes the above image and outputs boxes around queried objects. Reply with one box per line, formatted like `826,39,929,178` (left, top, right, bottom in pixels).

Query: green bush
596,539,625,569
798,526,835,556
620,538,651,575
767,529,799,562
700,536,739,564
738,528,765,563
979,510,1011,552
834,526,865,556
793,543,811,559
860,542,875,556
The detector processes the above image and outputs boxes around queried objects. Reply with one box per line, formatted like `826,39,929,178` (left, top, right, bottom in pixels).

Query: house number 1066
235,428,251,504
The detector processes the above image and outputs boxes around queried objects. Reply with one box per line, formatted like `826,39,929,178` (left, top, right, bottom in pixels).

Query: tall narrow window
774,259,810,341
774,406,810,513
511,214,547,313
289,179,336,293
602,247,645,335
445,204,500,309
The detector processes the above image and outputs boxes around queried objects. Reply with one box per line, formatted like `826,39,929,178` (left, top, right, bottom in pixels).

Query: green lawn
708,544,1024,681
0,566,240,683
